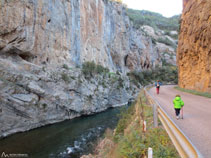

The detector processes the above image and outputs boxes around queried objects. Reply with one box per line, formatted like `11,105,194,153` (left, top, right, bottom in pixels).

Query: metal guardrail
144,85,203,158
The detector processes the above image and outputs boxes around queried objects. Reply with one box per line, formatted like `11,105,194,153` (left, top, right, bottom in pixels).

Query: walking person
173,94,184,120
155,80,161,94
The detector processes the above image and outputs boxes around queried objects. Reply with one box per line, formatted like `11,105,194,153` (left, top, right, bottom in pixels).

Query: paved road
149,85,211,158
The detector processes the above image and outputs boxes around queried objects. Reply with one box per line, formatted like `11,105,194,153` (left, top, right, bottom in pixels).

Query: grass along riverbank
81,91,179,158
175,86,211,98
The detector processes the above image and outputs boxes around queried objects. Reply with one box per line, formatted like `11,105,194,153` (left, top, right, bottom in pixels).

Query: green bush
101,81,107,88
114,102,136,140
157,37,176,48
117,77,124,89
109,72,116,78
82,61,96,77
164,30,178,39
82,61,109,78
42,103,48,109
118,128,179,158
87,95,93,101
96,64,109,74
62,64,69,70
128,66,178,86
61,73,70,83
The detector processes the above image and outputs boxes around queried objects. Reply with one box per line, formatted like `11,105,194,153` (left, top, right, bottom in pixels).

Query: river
0,106,127,158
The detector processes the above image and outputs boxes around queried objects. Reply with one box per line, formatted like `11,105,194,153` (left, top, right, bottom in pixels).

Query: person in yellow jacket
173,94,184,119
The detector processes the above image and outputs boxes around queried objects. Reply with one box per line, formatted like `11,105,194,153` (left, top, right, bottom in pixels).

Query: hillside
124,9,180,67
127,9,180,32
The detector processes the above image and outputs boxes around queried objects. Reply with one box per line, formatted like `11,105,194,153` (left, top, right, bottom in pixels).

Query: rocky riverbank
0,59,139,138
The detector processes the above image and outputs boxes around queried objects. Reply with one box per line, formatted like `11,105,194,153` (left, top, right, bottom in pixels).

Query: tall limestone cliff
177,0,211,92
0,0,163,72
0,0,177,138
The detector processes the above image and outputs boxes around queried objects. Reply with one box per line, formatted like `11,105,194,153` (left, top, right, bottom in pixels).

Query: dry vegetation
82,91,179,158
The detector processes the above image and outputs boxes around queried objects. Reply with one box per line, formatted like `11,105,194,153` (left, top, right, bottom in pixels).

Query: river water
0,106,126,158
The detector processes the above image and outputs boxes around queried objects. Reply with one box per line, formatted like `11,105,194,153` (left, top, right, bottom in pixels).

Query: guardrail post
148,147,153,158
153,104,158,127
143,120,146,132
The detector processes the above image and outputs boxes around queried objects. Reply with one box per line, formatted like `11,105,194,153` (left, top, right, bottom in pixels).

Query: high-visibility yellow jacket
173,97,184,109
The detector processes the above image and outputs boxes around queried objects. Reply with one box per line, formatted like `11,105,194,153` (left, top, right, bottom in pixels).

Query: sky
122,0,182,17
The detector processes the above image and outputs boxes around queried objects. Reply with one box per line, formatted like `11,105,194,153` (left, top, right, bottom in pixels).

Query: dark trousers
175,108,181,116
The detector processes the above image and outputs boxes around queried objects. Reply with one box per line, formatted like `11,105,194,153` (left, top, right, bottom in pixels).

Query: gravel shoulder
149,85,211,158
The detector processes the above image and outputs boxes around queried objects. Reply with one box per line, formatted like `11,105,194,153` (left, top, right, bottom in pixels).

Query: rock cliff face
0,0,177,138
177,0,211,92
0,0,168,72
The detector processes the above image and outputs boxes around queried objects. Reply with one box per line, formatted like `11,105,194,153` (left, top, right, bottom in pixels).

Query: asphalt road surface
149,85,211,158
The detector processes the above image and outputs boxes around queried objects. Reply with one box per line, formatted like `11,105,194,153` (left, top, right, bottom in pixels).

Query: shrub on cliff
62,64,69,70
61,73,70,83
82,61,109,78
164,30,178,39
128,66,178,86
157,37,176,48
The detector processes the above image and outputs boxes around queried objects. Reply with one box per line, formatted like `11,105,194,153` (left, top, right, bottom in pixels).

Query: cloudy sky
122,0,182,17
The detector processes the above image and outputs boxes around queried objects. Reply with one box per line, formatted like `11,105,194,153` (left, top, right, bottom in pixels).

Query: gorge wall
177,0,211,92
0,0,177,138
0,0,162,73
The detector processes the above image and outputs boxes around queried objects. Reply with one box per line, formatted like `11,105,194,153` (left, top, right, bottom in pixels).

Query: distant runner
173,94,184,119
155,80,161,94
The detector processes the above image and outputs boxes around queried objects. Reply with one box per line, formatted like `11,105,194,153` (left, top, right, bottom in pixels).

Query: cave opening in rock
19,54,31,62
124,55,128,66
